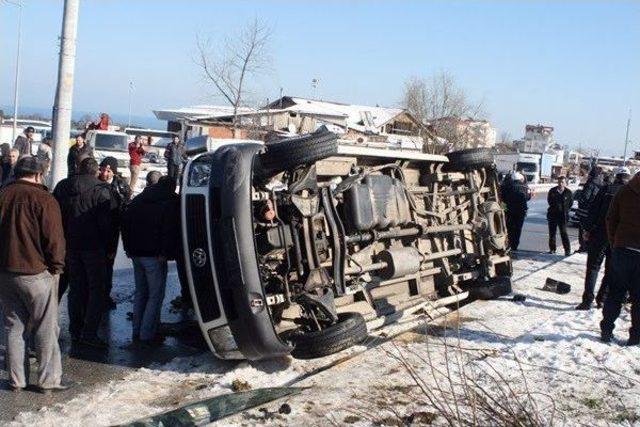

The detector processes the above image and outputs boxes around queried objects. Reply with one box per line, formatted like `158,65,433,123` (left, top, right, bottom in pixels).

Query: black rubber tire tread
469,276,512,300
445,148,494,170
283,312,368,359
258,128,339,175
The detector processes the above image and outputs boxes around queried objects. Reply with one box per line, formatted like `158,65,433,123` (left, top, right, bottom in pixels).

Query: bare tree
403,72,486,152
196,19,271,134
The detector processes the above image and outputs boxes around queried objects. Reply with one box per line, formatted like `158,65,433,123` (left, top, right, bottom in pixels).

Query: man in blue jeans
601,172,640,345
122,174,179,346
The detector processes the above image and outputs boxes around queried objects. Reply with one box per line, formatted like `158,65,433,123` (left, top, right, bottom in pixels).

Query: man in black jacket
547,176,573,256
501,172,531,252
575,168,604,252
54,158,114,348
67,135,94,177
121,176,179,346
99,157,132,309
576,169,632,310
164,136,186,181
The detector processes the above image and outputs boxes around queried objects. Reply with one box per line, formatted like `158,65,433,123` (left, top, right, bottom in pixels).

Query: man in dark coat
601,172,640,345
98,157,132,309
54,158,113,348
576,170,631,310
121,176,179,346
547,176,573,256
501,172,531,252
164,135,186,181
575,168,604,252
13,126,35,157
67,135,93,177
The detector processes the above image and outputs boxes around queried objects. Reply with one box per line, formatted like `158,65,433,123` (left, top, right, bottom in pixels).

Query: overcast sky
0,0,638,155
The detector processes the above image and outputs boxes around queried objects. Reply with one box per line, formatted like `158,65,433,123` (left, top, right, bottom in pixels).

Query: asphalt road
0,186,580,422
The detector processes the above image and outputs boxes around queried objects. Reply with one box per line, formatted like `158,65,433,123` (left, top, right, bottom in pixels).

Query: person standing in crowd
36,137,53,185
575,168,604,252
67,135,93,177
54,158,113,348
547,176,573,256
98,157,132,309
164,135,186,181
0,147,19,186
128,135,146,192
501,171,531,252
576,169,632,310
601,172,640,346
13,126,35,157
0,157,69,393
122,175,179,346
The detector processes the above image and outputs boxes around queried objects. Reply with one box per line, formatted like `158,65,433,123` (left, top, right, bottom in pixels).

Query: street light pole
622,110,631,167
50,0,80,186
127,81,133,127
7,0,23,143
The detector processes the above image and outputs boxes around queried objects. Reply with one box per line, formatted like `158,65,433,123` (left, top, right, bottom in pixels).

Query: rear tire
256,127,339,177
445,148,494,171
469,276,512,300
282,312,368,359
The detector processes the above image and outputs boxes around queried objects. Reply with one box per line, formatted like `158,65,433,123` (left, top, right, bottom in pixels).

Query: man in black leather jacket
576,170,631,310
547,176,573,256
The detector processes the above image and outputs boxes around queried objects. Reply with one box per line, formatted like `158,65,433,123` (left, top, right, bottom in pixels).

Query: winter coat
13,135,32,157
67,143,94,176
121,182,179,259
606,174,640,250
164,142,186,166
501,180,531,216
547,186,573,222
578,174,603,210
0,180,66,275
53,174,114,252
105,174,132,254
582,182,625,244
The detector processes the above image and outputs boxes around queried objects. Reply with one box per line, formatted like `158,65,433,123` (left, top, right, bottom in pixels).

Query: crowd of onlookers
501,166,640,348
0,126,187,394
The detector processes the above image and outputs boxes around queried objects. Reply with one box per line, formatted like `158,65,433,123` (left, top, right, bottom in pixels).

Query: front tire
282,312,368,359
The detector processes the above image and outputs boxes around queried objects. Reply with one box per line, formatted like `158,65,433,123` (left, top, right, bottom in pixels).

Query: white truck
495,152,541,184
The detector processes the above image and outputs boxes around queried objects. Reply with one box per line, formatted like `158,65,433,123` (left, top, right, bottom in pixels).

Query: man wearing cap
576,169,632,310
0,157,69,393
602,171,640,345
13,126,35,157
99,157,132,309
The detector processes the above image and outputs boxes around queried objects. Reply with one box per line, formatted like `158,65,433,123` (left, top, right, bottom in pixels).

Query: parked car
180,128,512,360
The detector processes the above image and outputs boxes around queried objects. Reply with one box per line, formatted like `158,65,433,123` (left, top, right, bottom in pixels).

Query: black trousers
506,210,526,251
581,238,609,305
67,250,108,340
548,216,571,253
105,257,115,302
167,163,179,181
601,248,640,340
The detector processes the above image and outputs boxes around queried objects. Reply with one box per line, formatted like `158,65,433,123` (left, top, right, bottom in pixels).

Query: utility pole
622,110,631,167
50,0,80,186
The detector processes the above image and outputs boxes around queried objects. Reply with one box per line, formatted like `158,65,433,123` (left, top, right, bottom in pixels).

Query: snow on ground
8,252,640,426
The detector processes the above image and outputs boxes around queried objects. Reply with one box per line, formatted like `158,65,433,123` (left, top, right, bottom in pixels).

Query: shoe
601,331,613,343
139,335,165,347
626,337,640,347
34,381,73,395
548,250,556,254
79,336,108,349
575,302,591,311
8,384,24,392
564,251,571,257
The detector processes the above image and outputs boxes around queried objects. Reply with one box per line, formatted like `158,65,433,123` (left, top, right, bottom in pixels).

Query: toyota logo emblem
192,248,207,268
